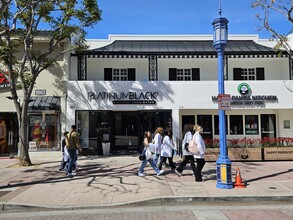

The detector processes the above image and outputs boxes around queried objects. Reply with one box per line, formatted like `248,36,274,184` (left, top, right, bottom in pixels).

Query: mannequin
32,121,41,149
0,118,7,154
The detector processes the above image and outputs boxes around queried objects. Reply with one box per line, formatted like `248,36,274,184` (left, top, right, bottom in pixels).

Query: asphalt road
1,203,293,220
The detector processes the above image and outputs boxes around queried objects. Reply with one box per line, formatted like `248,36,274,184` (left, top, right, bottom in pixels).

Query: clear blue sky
85,0,288,39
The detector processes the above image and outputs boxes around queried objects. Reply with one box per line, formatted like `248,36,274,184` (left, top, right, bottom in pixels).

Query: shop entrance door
260,114,276,139
113,112,139,152
0,113,18,156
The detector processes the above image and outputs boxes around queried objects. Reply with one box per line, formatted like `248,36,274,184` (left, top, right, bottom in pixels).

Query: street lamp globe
212,10,229,51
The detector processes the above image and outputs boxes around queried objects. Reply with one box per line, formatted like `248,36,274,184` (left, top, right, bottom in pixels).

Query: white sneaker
138,172,146,177
157,170,164,176
72,171,77,176
175,169,182,177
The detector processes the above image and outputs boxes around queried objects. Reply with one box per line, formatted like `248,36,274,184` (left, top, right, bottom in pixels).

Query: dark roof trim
77,40,283,56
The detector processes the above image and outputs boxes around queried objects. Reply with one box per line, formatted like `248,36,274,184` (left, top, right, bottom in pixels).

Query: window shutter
169,68,177,81
128,68,136,81
104,68,112,81
192,68,200,81
256,68,265,80
233,68,243,80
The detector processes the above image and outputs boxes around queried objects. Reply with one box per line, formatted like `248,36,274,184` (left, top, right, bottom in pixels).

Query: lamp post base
216,157,234,189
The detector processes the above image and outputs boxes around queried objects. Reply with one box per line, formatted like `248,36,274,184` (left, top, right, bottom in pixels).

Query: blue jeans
139,149,160,174
153,153,160,164
67,149,77,174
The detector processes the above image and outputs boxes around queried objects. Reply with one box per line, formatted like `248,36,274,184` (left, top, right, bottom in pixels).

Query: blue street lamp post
212,10,233,189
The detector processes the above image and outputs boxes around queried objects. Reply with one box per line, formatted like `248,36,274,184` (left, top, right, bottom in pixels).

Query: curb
2,195,293,212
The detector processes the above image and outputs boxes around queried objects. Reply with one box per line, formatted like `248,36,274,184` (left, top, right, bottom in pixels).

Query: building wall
66,80,293,141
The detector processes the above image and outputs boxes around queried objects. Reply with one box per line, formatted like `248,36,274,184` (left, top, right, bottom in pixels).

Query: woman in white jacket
175,124,196,177
158,128,177,171
193,124,206,182
153,127,163,164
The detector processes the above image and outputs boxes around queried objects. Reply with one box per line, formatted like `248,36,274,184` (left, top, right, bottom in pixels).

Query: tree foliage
252,0,293,58
0,0,102,165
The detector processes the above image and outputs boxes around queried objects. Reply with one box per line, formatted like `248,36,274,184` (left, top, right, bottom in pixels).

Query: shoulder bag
188,138,199,155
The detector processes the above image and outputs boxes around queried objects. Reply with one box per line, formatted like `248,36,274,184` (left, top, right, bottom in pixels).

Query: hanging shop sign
87,91,159,105
212,83,278,106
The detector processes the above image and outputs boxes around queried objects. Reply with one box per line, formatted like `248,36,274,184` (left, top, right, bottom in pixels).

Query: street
1,203,293,220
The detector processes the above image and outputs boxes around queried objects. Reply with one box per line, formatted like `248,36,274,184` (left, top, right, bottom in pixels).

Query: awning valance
28,96,61,111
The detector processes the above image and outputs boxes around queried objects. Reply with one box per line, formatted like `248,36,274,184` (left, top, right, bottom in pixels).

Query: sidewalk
0,152,293,211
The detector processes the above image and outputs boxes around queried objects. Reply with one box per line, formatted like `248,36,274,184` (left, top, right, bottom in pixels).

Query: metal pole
216,49,233,189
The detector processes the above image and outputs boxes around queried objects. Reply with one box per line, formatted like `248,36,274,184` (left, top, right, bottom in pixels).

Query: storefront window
214,115,228,135
29,114,42,144
197,115,212,140
229,115,243,135
29,113,60,150
245,115,259,135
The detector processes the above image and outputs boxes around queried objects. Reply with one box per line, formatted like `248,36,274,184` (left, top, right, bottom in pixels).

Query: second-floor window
104,68,136,81
233,67,264,80
169,68,200,81
113,69,127,81
177,69,191,81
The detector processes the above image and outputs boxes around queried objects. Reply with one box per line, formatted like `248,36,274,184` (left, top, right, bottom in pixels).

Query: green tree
0,0,101,166
252,0,293,58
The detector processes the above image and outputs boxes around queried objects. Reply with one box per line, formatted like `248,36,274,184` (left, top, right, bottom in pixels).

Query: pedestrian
158,128,177,171
59,131,69,171
65,125,82,177
193,124,206,182
153,126,163,164
175,124,196,177
138,130,164,177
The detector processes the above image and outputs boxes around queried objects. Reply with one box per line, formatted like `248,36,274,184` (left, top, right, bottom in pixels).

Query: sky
84,0,289,40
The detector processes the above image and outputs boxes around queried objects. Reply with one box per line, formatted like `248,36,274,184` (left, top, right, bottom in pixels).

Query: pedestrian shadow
0,162,141,191
202,169,217,181
245,168,293,184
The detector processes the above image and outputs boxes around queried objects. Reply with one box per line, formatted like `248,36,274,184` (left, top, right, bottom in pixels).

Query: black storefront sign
88,91,158,105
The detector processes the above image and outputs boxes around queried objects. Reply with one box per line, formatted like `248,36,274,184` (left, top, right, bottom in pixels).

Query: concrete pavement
0,151,293,211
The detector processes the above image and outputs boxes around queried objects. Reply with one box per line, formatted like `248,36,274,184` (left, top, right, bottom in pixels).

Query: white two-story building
66,34,293,155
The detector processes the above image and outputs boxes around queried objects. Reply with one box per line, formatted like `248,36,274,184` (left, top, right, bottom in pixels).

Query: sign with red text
218,94,231,110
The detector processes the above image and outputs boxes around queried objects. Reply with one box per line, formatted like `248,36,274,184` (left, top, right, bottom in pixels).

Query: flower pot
102,142,110,156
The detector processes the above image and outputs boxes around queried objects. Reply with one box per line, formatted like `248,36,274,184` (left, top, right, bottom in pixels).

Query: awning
28,96,61,111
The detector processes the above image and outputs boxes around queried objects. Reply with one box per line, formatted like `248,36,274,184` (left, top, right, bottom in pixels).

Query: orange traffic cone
234,167,246,188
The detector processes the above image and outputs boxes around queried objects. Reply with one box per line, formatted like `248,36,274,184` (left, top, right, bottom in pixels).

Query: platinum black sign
88,91,158,105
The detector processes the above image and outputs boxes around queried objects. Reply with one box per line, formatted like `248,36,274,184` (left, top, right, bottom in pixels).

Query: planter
264,147,293,160
228,148,262,161
204,148,220,161
205,148,262,161
102,142,110,156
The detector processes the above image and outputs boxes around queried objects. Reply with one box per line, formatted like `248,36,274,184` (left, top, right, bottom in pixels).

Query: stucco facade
66,34,293,154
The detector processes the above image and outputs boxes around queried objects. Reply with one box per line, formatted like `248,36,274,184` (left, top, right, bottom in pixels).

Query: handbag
139,154,146,161
188,139,199,155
